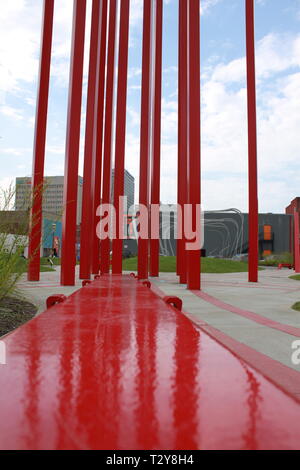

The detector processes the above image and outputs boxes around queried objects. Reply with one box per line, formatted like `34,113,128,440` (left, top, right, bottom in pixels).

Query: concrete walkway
17,266,82,314
151,268,300,398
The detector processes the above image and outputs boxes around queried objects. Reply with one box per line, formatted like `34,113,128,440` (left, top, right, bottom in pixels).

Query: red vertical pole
61,0,86,286
246,0,259,283
27,0,54,282
177,0,188,284
187,0,201,291
149,0,163,278
79,0,101,280
91,0,108,275
100,0,118,274
112,0,131,275
294,212,300,273
138,0,153,280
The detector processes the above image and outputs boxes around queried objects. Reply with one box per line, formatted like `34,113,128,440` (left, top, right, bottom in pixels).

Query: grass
292,301,300,312
123,256,253,273
259,252,293,267
15,257,55,273
289,274,300,281
40,257,61,266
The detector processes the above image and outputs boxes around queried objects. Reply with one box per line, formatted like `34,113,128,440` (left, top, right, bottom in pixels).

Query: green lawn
40,257,61,266
123,256,252,273
292,301,300,312
289,275,300,281
15,258,55,273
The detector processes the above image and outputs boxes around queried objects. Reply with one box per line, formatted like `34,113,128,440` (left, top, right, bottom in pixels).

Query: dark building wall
121,211,291,259
203,212,291,257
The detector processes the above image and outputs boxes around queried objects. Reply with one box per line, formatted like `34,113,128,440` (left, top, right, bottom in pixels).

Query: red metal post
91,0,108,275
149,0,163,278
186,0,201,291
27,0,54,282
99,0,118,274
246,0,259,283
177,0,188,284
61,0,86,286
138,0,153,280
294,212,300,273
112,0,131,275
79,0,102,280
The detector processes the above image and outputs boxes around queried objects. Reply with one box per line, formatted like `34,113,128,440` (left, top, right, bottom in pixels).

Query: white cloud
200,32,300,212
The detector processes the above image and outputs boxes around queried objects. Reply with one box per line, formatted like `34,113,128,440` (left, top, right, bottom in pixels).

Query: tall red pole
187,0,201,291
138,0,153,280
246,0,259,283
91,0,108,275
294,212,300,273
61,0,86,286
149,0,163,278
79,0,102,280
28,0,54,282
112,0,131,275
177,0,188,284
100,0,118,274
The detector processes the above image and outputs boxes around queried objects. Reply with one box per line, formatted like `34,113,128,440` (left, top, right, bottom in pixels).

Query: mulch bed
0,296,37,338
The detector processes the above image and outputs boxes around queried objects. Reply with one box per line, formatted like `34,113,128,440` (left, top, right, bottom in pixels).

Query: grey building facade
15,176,83,224
121,210,292,258
111,169,135,214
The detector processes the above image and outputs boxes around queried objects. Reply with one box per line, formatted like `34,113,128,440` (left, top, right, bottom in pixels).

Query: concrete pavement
17,266,82,314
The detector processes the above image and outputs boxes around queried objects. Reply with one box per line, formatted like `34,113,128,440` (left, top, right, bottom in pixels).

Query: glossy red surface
1,275,300,450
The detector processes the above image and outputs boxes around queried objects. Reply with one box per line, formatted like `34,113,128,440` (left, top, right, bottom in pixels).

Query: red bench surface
1,275,300,450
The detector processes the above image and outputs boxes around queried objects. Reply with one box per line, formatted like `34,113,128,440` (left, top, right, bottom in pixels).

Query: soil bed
0,296,37,337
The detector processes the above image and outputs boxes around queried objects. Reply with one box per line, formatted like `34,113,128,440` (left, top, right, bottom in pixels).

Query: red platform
1,275,300,450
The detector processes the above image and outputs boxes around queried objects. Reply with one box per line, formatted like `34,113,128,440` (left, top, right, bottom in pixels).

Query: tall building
15,176,83,224
111,169,135,214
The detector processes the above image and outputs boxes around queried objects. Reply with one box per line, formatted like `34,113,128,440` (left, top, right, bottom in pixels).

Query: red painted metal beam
177,0,188,284
79,0,102,280
187,0,201,290
294,211,300,273
112,0,131,275
2,275,300,449
28,0,54,282
91,0,108,275
246,0,259,283
138,0,153,280
100,0,118,274
61,0,87,286
149,0,163,278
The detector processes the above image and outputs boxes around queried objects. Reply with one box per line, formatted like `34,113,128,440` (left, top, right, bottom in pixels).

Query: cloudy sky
1,0,300,213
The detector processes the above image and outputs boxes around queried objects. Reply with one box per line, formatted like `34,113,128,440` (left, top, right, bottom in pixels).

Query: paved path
17,266,82,314
151,268,300,399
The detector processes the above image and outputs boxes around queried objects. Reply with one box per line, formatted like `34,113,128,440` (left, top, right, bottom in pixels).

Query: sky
1,0,300,213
